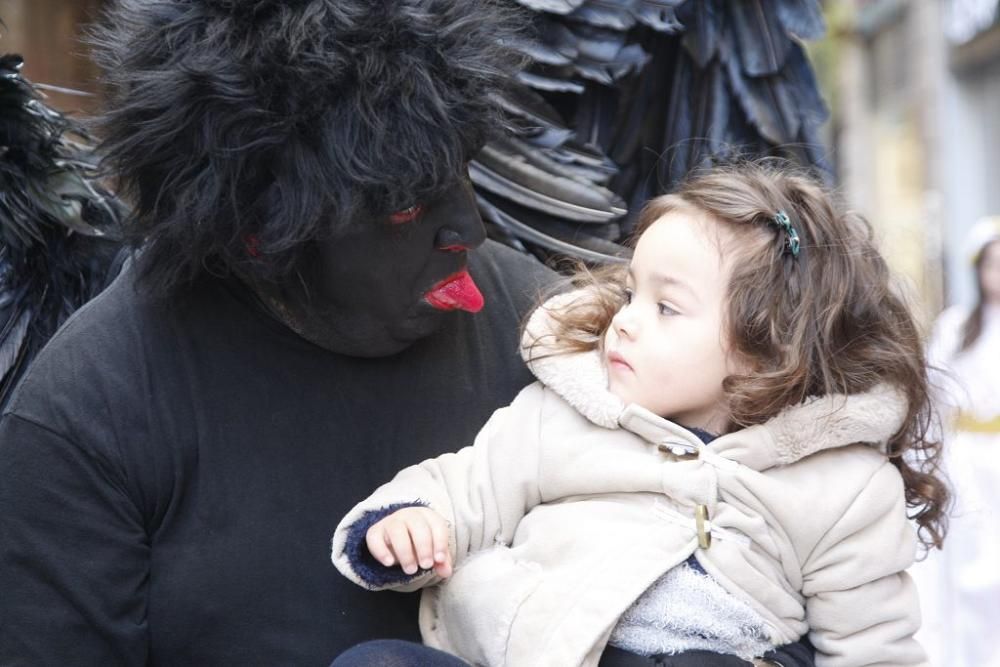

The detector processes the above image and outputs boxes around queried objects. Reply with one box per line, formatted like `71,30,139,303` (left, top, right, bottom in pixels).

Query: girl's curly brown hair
539,160,949,550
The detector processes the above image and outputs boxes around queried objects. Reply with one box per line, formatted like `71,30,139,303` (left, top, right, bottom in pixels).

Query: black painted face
255,174,488,357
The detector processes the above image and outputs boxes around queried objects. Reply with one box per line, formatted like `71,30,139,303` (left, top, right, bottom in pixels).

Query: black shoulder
472,241,556,319
2,267,158,427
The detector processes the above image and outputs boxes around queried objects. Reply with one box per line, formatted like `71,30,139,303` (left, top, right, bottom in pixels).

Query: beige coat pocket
420,547,543,667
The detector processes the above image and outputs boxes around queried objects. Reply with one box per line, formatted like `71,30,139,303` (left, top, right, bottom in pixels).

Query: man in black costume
0,1,813,665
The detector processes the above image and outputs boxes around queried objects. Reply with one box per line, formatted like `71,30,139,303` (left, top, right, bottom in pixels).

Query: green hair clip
772,210,800,258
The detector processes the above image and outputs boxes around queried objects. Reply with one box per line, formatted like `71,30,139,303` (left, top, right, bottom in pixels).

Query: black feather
515,0,587,14
657,47,695,189
569,0,638,32
783,41,830,126
518,69,587,94
728,0,792,77
477,193,627,265
722,33,800,144
471,138,625,223
633,0,685,32
775,0,826,41
678,0,724,68
0,52,126,407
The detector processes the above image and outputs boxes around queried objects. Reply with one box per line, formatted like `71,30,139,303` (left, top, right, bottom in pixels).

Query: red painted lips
424,269,484,313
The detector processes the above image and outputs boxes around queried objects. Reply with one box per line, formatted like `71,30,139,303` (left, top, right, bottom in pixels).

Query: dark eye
622,287,633,304
389,205,424,225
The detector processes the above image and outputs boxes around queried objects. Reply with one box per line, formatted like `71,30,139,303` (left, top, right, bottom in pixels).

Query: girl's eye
622,287,633,304
658,303,678,316
389,205,424,225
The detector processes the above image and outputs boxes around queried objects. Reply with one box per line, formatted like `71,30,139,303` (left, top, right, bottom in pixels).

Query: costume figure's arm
800,462,927,667
0,414,149,665
331,383,546,592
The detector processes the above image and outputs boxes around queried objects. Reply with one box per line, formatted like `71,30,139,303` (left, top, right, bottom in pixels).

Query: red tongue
425,270,484,313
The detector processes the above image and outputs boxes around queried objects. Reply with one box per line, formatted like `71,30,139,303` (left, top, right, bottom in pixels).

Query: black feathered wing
0,54,127,408
471,0,831,263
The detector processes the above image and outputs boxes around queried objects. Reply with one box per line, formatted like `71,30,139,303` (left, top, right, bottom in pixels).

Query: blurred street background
818,0,1000,322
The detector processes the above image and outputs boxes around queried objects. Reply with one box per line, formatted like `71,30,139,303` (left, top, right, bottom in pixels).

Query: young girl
331,162,947,667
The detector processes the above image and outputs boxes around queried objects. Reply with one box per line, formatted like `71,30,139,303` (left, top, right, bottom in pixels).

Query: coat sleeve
331,382,546,592
800,462,927,667
0,413,150,666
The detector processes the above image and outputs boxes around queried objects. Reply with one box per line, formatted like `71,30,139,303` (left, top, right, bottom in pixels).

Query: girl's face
979,240,1000,304
603,210,742,433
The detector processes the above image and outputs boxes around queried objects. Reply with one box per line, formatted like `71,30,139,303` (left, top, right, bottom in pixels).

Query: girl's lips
423,269,484,313
607,350,632,372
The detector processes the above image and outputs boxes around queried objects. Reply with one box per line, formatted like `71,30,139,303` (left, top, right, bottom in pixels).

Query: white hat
966,216,1000,265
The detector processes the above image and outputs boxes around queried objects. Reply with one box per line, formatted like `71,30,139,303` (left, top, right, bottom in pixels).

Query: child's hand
366,507,453,578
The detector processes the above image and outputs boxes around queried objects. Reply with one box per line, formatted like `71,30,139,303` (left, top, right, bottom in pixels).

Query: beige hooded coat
332,293,927,667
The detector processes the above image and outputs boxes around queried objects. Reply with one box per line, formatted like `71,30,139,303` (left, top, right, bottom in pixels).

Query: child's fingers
365,524,395,567
429,515,450,565
407,518,437,572
432,546,453,578
385,520,420,574
426,514,452,578
433,557,452,578
363,509,451,577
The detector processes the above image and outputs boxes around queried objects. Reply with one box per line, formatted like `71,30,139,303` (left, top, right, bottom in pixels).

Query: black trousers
598,645,753,667
331,639,467,667
332,640,754,667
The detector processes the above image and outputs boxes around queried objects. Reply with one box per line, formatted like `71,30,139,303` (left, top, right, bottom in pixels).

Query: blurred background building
821,0,1000,323
0,0,104,114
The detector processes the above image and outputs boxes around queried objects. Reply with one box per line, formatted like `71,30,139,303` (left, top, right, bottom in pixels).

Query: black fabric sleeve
0,413,150,666
761,635,815,666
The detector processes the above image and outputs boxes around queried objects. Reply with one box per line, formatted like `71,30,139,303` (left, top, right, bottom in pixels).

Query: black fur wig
90,0,524,293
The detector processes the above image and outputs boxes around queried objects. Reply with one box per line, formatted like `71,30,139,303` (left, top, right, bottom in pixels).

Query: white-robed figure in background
916,216,1000,667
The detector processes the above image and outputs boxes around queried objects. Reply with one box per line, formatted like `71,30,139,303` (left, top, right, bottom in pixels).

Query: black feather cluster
467,0,831,265
0,53,126,407
90,0,526,292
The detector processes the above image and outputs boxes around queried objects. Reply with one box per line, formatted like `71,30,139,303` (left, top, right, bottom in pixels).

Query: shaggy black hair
90,0,524,292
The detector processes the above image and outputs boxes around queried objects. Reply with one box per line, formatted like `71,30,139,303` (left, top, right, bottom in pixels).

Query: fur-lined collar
521,290,907,471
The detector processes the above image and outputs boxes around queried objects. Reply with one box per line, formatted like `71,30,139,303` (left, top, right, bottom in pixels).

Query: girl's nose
611,305,636,340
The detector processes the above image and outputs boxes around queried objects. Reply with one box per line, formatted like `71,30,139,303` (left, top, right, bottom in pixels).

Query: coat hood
521,289,908,471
